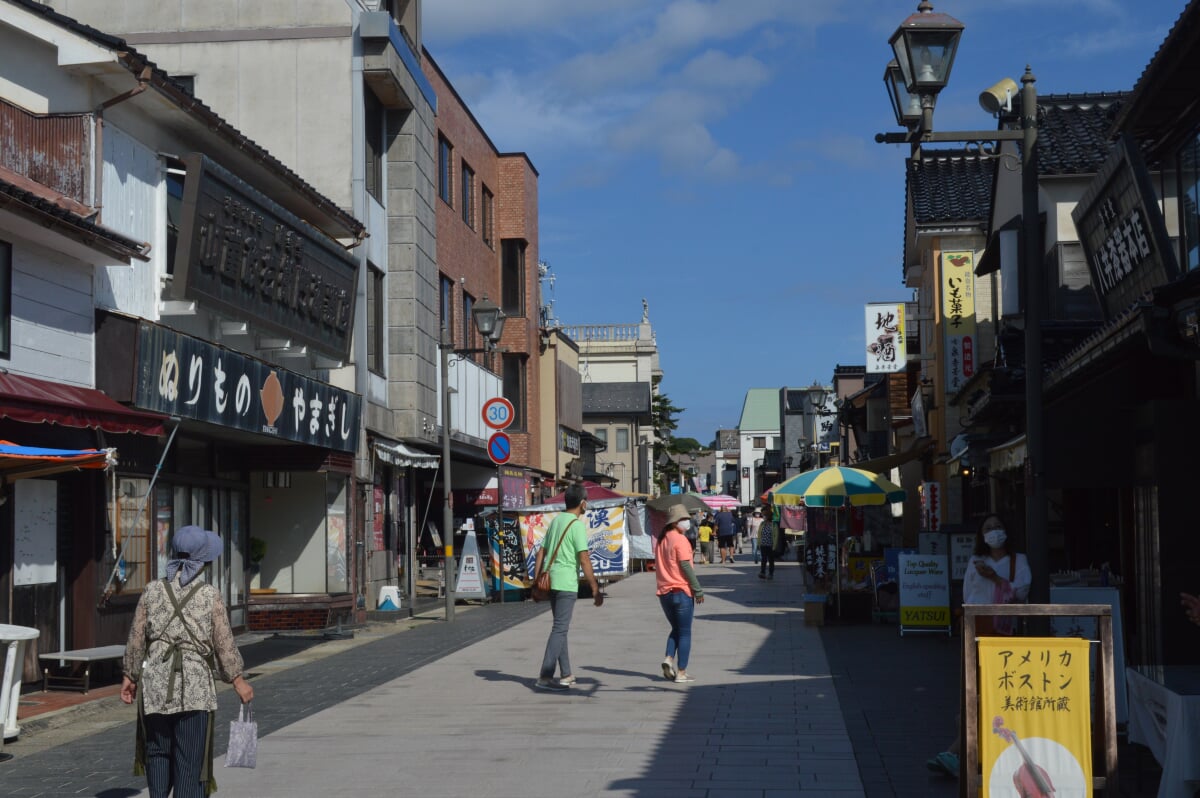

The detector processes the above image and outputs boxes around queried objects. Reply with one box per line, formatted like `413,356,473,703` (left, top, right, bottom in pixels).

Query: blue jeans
658,591,695,671
539,590,577,679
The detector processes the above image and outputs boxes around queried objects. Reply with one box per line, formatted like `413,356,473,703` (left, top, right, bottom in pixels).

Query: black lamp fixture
889,1,964,97
471,295,504,346
806,383,830,410
885,59,922,128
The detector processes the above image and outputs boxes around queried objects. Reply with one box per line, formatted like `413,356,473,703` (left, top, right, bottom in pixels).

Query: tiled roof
0,174,148,260
906,150,994,226
738,388,780,432
582,382,651,416
1111,0,1200,143
1033,93,1129,175
5,0,364,240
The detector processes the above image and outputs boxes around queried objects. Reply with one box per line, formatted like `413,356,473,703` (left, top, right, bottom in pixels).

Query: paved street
3,563,1155,797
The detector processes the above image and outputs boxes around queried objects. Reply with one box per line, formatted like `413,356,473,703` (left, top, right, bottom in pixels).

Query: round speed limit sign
482,396,515,430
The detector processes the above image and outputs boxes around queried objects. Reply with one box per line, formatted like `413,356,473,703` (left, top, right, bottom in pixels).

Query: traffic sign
482,397,515,430
487,432,512,465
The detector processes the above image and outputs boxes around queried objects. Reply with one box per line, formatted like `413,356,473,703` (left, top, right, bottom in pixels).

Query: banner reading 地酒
978,636,1092,797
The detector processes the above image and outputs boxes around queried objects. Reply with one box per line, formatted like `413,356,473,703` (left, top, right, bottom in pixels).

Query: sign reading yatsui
172,153,359,360
865,302,906,374
941,251,977,395
135,322,361,452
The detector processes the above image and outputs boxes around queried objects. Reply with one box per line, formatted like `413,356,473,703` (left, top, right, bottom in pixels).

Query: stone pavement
1,561,1162,797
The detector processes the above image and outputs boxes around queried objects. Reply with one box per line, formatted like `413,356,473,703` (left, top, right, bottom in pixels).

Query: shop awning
851,436,934,474
989,434,1027,473
0,440,115,481
0,371,165,435
374,441,439,469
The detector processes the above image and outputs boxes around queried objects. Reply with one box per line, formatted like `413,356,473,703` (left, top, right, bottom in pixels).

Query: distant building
737,389,781,502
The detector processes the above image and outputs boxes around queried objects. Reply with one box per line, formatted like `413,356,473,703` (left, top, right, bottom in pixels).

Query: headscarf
165,525,223,587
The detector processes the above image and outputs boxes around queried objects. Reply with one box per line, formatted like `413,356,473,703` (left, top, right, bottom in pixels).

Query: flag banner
978,636,1092,797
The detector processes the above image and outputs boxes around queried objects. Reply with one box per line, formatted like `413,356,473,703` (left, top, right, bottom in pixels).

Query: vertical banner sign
941,251,977,394
950,532,977,580
898,553,950,634
486,516,526,593
979,637,1093,797
865,302,907,374
920,481,941,533
372,485,385,551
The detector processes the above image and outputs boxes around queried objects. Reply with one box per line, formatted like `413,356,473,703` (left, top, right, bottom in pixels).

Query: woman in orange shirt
655,504,705,683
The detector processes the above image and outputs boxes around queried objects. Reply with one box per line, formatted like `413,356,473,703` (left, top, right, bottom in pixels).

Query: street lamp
876,2,1046,604
440,294,505,622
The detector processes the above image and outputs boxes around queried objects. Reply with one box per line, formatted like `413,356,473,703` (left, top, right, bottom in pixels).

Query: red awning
0,371,165,435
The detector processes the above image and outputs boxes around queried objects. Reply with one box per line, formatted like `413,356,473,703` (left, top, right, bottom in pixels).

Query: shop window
502,353,526,431
1179,129,1200,272
481,186,494,247
326,476,349,593
365,88,385,202
0,240,10,358
501,239,525,316
114,478,153,593
440,275,454,337
616,428,630,452
438,135,453,206
461,160,475,228
367,264,385,375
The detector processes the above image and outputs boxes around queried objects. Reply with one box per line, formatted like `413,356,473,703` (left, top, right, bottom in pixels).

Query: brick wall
248,607,330,632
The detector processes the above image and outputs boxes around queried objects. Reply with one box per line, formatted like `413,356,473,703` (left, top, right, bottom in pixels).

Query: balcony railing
560,324,644,343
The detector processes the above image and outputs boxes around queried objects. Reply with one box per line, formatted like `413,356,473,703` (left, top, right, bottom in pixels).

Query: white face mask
983,529,1007,548
678,520,692,532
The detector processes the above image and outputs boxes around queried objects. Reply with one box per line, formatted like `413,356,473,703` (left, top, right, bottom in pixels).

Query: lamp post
876,2,1046,604
805,383,830,470
440,295,503,622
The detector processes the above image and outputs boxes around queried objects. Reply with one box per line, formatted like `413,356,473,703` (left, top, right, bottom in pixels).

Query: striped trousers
143,710,209,798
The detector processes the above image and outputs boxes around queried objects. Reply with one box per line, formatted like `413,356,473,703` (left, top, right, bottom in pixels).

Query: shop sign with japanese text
172,154,358,360
500,466,529,510
979,637,1092,797
1073,133,1177,321
134,322,361,452
864,302,906,374
941,251,976,394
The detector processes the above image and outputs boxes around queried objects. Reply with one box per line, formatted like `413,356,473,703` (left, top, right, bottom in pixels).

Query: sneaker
926,752,959,777
558,674,576,687
674,671,695,683
535,677,569,691
661,657,677,681
758,573,766,580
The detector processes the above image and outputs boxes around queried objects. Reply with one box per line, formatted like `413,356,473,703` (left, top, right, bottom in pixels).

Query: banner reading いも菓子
979,637,1092,797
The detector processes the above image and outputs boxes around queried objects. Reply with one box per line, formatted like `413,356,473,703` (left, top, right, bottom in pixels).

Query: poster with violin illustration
978,637,1092,797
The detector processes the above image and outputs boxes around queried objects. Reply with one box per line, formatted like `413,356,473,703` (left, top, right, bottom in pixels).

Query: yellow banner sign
979,637,1093,797
941,250,977,394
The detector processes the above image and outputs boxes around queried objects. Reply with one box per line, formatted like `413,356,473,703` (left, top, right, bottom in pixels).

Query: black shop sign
134,323,361,452
172,154,358,359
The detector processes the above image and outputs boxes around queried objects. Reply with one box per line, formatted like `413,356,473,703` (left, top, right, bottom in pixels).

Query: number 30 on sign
482,397,514,430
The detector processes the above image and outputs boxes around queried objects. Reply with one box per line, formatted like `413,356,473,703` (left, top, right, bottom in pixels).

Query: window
365,88,385,202
502,354,526,431
461,161,475,228
753,436,766,448
438,135,453,205
173,75,195,96
616,428,629,452
594,428,608,445
366,264,385,374
481,186,494,247
165,166,185,276
113,478,154,592
462,292,476,353
1179,127,1200,272
0,240,10,358
501,239,525,316
440,276,454,336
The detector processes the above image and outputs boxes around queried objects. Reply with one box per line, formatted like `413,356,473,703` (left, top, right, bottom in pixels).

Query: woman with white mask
654,505,705,683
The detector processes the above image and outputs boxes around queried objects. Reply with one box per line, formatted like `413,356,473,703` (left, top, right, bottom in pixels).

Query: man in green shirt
534,484,604,690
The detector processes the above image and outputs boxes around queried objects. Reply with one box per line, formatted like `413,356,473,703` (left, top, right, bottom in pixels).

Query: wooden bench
39,645,126,693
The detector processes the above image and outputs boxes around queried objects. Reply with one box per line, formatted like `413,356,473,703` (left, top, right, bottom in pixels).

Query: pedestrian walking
121,525,254,798
697,513,714,564
746,508,763,564
534,484,604,691
757,505,778,580
655,504,704,683
928,513,1030,777
733,509,746,554
715,507,736,563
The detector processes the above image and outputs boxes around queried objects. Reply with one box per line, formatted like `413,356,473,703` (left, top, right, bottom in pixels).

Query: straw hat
665,504,691,527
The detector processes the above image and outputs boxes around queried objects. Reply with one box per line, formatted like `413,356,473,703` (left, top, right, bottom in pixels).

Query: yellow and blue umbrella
769,465,904,508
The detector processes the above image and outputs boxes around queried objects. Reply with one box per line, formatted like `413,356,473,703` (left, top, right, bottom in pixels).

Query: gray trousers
144,710,208,798
539,590,577,679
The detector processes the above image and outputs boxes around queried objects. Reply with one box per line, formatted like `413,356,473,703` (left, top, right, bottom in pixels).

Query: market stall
516,482,634,581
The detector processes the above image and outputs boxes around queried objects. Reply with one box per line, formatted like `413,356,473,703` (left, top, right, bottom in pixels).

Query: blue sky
423,0,1183,445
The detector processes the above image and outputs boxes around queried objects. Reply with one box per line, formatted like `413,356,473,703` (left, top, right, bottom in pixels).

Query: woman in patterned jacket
121,525,254,797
